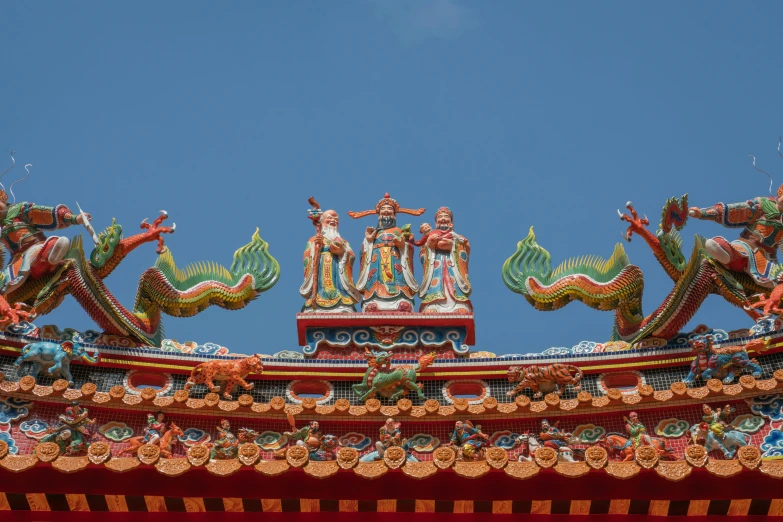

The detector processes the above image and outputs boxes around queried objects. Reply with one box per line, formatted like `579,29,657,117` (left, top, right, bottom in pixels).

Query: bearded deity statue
300,209,360,312
348,194,425,312
415,207,472,313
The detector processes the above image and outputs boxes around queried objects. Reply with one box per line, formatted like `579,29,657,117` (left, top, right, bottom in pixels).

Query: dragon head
689,335,713,355
364,348,391,368
89,218,123,268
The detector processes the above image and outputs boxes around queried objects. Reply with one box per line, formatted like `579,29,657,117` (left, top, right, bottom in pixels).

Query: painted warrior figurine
210,419,239,460
375,417,407,458
689,186,783,288
348,193,425,312
701,404,734,440
690,404,750,459
0,184,90,295
449,420,489,461
285,420,322,450
143,411,167,445
300,209,360,312
416,207,472,313
284,420,338,461
41,401,95,455
625,412,653,449
539,419,571,450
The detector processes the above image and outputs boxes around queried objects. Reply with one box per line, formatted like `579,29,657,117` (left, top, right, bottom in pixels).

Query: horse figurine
597,432,674,462
121,421,184,458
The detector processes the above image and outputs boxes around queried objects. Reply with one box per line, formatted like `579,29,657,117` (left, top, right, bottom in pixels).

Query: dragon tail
134,229,280,321
502,227,645,317
566,364,583,383
416,352,437,372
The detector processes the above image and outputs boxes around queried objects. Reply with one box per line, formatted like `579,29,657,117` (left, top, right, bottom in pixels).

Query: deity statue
40,401,95,455
415,207,472,313
210,419,239,460
449,420,489,461
689,186,783,288
300,208,360,312
348,193,425,312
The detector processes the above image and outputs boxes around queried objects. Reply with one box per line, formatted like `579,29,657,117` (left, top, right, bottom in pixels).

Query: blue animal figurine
684,335,762,384
14,341,99,385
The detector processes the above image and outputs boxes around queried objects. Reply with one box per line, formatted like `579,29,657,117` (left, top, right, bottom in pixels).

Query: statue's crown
347,192,426,219
435,206,453,220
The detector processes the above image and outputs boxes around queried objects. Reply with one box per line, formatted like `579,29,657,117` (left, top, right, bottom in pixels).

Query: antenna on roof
748,155,773,196
9,164,32,203
0,151,16,192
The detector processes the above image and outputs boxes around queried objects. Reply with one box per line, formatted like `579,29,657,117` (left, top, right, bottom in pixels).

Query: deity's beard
378,216,396,230
437,224,452,231
322,225,340,241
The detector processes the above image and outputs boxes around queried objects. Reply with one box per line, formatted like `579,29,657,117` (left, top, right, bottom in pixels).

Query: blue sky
2,2,783,355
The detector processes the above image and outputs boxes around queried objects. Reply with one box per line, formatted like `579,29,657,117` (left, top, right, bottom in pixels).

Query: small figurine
353,348,436,401
449,420,489,461
539,419,571,451
143,411,167,446
685,335,762,384
14,340,99,386
121,414,184,459
375,417,409,459
690,404,750,459
209,419,239,460
506,364,583,398
415,207,472,313
348,193,425,312
40,401,96,455
300,204,361,312
183,354,264,400
284,417,338,461
600,412,673,462
515,421,581,463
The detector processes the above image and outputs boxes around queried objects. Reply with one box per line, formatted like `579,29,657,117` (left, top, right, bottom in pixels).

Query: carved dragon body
2,212,279,346
502,196,771,344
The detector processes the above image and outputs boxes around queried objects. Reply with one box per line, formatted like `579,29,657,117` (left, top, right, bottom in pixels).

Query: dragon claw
138,211,176,254
618,201,649,239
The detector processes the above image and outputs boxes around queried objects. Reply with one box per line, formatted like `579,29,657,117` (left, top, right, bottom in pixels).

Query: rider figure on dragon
689,184,783,288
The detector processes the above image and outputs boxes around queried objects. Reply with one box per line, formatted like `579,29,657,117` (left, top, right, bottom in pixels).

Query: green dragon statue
353,348,437,402
2,211,279,347
502,195,779,344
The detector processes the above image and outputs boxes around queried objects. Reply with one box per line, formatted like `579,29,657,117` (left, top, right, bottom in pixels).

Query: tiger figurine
183,354,264,399
506,364,582,398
